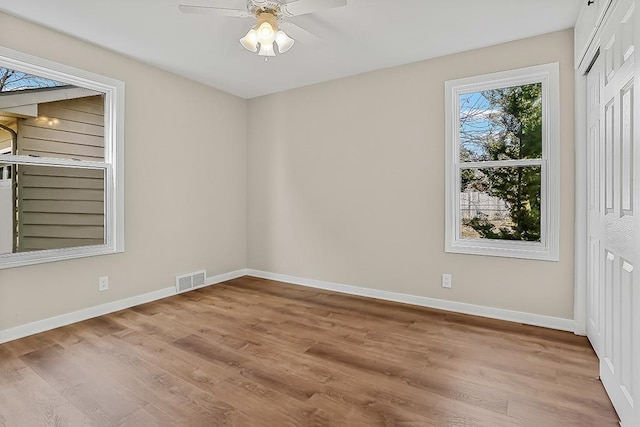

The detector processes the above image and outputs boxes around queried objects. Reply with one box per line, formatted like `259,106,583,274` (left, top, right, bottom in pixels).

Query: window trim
0,46,124,269
444,63,560,261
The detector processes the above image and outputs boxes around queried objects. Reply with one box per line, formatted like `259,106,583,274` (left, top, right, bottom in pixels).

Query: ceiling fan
179,0,347,57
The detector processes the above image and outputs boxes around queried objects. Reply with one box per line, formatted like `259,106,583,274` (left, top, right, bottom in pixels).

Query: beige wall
248,29,575,319
0,13,247,331
0,14,575,333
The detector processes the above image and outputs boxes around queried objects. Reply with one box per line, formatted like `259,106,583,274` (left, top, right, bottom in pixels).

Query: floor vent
175,270,207,293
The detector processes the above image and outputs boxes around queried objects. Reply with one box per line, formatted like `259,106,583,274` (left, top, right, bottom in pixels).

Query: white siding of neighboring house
16,95,105,252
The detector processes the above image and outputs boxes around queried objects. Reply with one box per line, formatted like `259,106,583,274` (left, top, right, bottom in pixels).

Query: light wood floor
0,276,618,426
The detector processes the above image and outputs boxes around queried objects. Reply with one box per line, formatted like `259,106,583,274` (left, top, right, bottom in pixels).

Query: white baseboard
0,269,247,345
246,269,575,332
202,269,248,288
0,267,574,344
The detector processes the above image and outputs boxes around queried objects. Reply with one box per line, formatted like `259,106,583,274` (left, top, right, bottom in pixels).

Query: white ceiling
0,0,582,99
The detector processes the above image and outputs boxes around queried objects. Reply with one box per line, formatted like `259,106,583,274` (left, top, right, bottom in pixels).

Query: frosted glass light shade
258,42,276,57
275,30,294,53
240,28,258,52
257,22,276,44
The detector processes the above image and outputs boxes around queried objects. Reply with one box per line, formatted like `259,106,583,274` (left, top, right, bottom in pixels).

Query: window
444,63,559,261
0,46,124,269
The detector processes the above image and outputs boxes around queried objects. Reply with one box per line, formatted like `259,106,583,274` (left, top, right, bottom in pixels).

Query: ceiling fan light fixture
275,30,294,53
240,28,258,52
256,12,278,44
258,42,276,57
257,21,276,44
182,0,349,58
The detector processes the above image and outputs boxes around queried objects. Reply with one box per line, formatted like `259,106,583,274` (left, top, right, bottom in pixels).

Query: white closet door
586,0,638,424
586,52,604,358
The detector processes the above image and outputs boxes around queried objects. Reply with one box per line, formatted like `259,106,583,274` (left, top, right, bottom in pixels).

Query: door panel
585,0,638,424
600,57,636,427
603,250,615,372
604,99,615,214
588,238,601,341
620,259,634,404
621,82,633,214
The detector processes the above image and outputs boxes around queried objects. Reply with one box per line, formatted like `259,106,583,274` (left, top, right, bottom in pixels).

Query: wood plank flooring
0,276,619,426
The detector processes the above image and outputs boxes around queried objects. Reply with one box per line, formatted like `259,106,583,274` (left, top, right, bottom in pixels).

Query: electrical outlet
442,274,452,289
98,276,109,292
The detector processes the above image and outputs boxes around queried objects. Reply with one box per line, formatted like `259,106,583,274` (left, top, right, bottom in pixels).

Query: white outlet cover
99,276,109,291
442,274,452,289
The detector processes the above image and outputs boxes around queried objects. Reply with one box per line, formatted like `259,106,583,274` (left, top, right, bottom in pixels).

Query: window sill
446,239,559,261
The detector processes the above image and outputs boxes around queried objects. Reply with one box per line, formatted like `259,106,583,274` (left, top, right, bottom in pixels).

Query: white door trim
574,66,589,336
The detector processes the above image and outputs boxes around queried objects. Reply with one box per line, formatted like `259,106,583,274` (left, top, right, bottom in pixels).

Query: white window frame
444,63,559,261
0,46,124,269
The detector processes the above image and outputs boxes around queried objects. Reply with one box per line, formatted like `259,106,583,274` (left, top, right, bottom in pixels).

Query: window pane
0,162,105,255
0,68,68,91
460,166,541,242
459,83,542,162
0,66,105,161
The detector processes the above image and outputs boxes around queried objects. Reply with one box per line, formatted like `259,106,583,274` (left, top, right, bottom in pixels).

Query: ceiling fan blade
280,22,324,48
280,0,347,17
178,4,251,18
